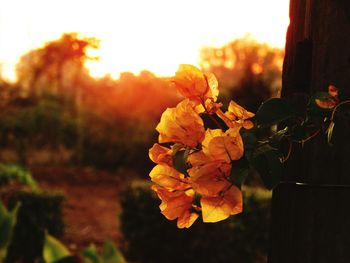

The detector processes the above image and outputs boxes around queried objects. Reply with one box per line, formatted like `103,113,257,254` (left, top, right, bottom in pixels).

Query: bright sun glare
0,0,289,81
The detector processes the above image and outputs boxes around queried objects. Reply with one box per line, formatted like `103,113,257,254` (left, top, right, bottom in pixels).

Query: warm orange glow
0,0,289,81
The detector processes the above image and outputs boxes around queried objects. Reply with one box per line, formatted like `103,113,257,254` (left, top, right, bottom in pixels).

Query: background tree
200,36,284,111
269,0,350,262
16,33,98,98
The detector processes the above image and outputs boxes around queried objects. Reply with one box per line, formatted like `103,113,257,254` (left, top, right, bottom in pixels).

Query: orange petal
202,129,224,155
173,64,208,102
177,210,199,228
156,99,205,147
228,100,255,120
315,98,337,109
208,134,244,162
188,151,213,167
328,85,338,98
152,185,197,228
201,185,243,223
204,72,219,101
149,143,172,165
149,164,189,191
189,162,231,197
242,120,254,130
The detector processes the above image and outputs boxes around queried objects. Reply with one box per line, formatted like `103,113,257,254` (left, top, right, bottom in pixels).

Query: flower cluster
315,85,339,109
149,65,254,228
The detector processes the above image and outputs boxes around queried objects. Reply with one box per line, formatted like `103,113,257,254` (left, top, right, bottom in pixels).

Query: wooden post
268,0,350,262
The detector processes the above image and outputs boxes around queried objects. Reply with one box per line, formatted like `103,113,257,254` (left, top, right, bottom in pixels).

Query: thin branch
330,100,350,121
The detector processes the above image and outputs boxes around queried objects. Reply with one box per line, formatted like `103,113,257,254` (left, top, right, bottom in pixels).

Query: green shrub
0,163,38,190
3,191,65,263
0,164,65,262
120,181,271,263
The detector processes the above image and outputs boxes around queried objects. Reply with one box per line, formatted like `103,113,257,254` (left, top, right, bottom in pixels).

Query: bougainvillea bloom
156,99,205,147
149,143,173,165
201,129,244,163
149,65,251,228
149,164,189,191
173,64,219,103
201,185,243,223
189,162,231,197
328,85,338,98
152,185,199,228
315,85,339,109
218,100,255,129
149,64,348,228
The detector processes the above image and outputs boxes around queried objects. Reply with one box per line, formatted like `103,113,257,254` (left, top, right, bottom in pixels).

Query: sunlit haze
0,0,289,81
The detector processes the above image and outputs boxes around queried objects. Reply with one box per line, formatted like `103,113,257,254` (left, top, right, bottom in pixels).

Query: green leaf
81,242,126,263
312,91,332,101
81,244,100,263
327,121,335,145
254,144,277,156
253,150,282,190
171,143,184,155
53,256,80,263
267,127,289,149
0,202,20,260
256,98,296,127
241,131,258,163
241,131,258,152
172,150,189,176
230,157,250,188
102,241,126,263
43,233,70,263
230,167,249,189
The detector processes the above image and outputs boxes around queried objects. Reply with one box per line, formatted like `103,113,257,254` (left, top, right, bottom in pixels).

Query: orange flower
156,99,205,147
315,99,337,109
149,143,172,165
202,99,223,114
201,185,243,223
328,85,338,97
189,162,231,197
152,185,199,228
173,64,219,103
149,164,189,191
188,150,214,167
217,100,255,129
315,85,339,109
201,129,244,163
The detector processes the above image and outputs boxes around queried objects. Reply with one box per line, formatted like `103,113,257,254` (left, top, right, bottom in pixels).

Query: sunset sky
0,0,289,81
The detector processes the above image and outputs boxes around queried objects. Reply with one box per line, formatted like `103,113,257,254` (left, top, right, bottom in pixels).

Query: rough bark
269,0,350,262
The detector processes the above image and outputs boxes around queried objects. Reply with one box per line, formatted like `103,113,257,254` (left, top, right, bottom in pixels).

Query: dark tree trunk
268,0,350,262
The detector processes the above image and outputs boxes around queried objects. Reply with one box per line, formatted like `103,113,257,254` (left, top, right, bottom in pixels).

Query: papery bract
173,64,219,103
156,99,205,148
201,129,244,163
149,143,172,165
328,85,338,98
188,151,214,167
315,85,339,109
152,185,199,228
315,99,337,109
218,100,255,129
189,162,231,197
150,65,252,228
201,185,243,223
149,164,189,191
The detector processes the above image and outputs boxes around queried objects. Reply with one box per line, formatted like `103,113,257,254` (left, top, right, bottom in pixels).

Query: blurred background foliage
0,33,283,173
0,33,283,262
121,182,271,263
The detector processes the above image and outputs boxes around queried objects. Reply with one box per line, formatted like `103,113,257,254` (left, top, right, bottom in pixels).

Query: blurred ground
31,167,132,252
